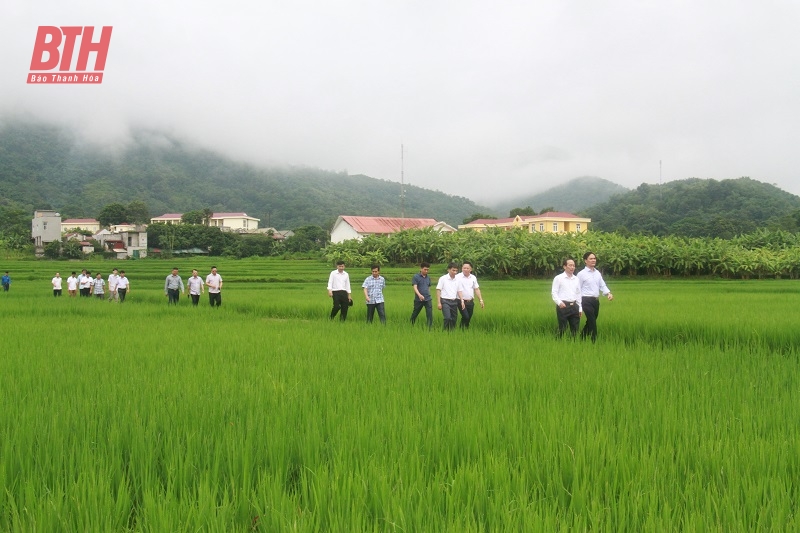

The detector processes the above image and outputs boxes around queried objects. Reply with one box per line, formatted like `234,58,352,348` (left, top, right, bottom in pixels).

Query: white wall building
330,215,454,243
31,210,62,247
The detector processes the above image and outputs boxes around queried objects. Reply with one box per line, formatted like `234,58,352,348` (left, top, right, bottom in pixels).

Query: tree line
323,227,800,279
583,177,800,237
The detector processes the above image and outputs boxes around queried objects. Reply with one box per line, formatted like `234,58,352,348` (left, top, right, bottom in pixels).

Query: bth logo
28,26,112,84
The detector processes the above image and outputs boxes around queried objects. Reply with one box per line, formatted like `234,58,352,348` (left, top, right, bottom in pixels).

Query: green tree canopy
509,206,536,217
125,200,150,224
462,213,498,225
284,225,328,252
97,203,128,226
181,211,205,225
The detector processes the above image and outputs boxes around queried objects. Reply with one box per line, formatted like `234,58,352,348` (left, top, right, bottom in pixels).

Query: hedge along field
1,259,799,531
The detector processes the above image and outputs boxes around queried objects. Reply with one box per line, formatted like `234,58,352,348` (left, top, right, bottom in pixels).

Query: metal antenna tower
400,144,406,227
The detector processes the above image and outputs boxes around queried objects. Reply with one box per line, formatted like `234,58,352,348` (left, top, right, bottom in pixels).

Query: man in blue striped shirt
362,264,386,324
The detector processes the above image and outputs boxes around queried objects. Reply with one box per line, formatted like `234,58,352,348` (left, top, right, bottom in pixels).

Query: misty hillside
0,120,489,229
494,176,629,215
583,177,800,238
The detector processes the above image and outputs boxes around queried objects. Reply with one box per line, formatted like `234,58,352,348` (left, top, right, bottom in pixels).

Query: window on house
539,223,544,232
576,223,581,231
553,222,558,232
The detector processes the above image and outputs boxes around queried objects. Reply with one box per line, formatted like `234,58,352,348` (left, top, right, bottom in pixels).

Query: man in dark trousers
410,262,433,328
327,261,352,321
577,251,613,342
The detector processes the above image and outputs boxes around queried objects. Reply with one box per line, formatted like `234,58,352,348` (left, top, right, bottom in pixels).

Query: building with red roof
331,215,456,243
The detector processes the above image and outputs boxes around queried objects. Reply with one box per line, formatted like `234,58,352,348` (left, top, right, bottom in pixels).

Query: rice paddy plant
0,259,798,530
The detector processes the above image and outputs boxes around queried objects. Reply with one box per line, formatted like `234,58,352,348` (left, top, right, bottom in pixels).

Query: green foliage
44,240,61,259
508,206,536,217
62,239,84,259
0,120,490,229
125,200,150,224
201,208,213,226
584,177,800,237
283,225,328,253
147,224,275,258
233,234,282,258
462,212,497,225
181,210,205,225
495,176,630,215
0,268,799,531
97,202,128,226
324,227,800,279
96,200,151,226
0,204,32,251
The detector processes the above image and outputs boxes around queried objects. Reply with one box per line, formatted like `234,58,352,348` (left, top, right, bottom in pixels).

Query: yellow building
458,212,590,234
61,218,101,233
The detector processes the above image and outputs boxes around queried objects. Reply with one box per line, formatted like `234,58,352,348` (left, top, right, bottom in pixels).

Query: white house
92,225,149,258
208,212,260,231
31,210,62,247
110,223,138,233
150,213,183,225
330,215,455,243
150,212,260,231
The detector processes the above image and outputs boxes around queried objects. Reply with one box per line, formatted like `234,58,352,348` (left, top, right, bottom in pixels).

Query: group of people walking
40,256,613,338
327,260,484,330
46,266,223,307
551,251,613,341
327,252,613,340
51,269,131,301
164,266,223,307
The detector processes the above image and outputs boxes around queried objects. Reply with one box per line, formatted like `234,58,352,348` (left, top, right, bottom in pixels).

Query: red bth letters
28,26,112,84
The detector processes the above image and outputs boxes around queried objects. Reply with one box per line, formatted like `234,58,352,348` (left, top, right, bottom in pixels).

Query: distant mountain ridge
494,176,629,215
0,120,490,229
583,177,800,237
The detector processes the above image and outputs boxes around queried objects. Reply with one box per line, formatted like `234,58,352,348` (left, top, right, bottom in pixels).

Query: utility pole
400,144,406,227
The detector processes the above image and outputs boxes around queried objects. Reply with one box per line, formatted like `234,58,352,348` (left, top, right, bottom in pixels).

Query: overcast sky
4,1,800,205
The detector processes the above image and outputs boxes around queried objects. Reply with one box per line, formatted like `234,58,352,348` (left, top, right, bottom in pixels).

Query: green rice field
0,258,798,531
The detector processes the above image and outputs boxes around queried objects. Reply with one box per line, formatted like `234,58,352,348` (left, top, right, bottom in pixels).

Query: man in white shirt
51,272,63,297
436,262,464,331
577,251,613,342
327,261,352,321
187,269,205,306
456,261,484,329
206,266,223,307
116,270,130,303
66,271,78,297
107,268,119,301
551,257,582,338
78,269,92,297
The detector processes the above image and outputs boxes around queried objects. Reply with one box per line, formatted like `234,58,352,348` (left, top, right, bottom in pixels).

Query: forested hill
495,176,629,215
0,120,488,229
583,177,800,238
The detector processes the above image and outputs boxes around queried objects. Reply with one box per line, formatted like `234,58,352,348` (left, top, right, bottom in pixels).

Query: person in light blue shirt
164,267,184,305
362,264,386,324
